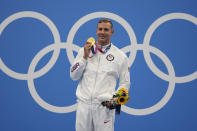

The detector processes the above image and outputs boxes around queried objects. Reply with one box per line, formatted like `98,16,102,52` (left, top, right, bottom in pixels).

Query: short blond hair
97,19,113,29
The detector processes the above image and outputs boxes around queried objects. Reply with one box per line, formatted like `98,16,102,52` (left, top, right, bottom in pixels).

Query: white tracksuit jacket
70,43,130,104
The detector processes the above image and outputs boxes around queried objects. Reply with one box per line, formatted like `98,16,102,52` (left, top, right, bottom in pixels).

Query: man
70,19,130,131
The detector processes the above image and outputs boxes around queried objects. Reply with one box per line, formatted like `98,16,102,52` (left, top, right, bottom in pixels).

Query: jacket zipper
91,55,101,103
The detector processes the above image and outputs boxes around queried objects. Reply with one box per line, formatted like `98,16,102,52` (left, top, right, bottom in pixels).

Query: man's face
96,22,114,45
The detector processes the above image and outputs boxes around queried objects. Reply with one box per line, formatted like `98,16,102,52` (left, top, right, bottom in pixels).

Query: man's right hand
83,42,92,60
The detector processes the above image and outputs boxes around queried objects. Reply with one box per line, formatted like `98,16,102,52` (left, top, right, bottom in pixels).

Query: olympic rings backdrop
0,0,197,131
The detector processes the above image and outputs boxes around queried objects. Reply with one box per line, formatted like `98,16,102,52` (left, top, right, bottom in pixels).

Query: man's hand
102,101,115,109
83,41,92,60
103,101,112,108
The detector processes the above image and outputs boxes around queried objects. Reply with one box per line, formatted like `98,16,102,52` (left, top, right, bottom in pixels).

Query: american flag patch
71,62,80,72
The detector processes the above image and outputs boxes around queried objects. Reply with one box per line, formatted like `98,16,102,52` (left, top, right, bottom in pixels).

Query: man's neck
97,41,110,46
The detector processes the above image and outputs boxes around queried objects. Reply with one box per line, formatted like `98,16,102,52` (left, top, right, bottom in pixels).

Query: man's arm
70,41,92,81
117,56,130,92
70,48,87,81
102,55,130,113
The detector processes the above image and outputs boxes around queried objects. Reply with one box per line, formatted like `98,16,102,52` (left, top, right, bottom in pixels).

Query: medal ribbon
91,43,111,54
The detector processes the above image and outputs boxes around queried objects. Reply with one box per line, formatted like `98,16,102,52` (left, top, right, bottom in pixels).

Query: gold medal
87,37,95,46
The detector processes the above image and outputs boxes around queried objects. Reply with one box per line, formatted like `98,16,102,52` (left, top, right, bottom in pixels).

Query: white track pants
76,100,115,131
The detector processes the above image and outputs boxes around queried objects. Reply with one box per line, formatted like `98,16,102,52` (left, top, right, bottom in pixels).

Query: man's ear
111,29,114,34
96,28,99,35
